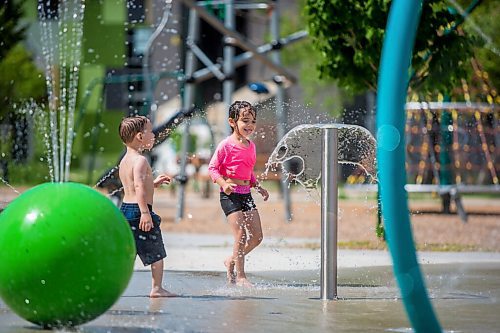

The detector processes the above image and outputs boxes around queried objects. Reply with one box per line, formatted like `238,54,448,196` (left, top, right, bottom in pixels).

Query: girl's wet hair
229,101,256,132
119,115,149,143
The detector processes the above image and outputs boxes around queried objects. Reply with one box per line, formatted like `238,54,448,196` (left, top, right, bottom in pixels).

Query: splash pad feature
267,124,377,300
0,182,135,327
267,124,377,193
377,0,441,331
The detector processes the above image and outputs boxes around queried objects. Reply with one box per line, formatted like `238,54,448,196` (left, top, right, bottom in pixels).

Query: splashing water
37,0,86,182
0,178,20,195
264,124,377,200
94,166,119,189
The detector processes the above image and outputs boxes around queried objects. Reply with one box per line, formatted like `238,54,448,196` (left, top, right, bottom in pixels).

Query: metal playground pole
320,126,339,300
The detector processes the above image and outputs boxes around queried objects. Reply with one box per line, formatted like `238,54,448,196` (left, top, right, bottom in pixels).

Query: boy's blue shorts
120,203,166,266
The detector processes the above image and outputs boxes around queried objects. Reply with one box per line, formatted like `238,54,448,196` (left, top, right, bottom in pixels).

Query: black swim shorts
220,192,257,216
120,203,167,266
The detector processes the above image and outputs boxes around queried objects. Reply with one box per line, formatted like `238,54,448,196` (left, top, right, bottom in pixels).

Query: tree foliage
0,45,46,119
0,0,27,60
305,0,476,95
0,0,45,122
461,0,500,90
279,0,350,118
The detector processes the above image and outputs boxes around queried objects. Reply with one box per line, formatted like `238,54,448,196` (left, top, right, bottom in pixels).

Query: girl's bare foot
236,278,253,288
150,287,178,298
224,256,236,284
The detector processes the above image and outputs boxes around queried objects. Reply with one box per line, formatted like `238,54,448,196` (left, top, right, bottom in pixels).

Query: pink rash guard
208,136,257,194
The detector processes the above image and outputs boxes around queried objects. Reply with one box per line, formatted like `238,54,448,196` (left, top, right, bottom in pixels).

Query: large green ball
0,182,136,327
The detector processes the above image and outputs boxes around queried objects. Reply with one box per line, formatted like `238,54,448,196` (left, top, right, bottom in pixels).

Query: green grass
416,243,482,252
269,240,491,252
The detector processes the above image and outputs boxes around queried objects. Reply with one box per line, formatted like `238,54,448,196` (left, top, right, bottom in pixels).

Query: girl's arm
250,172,257,187
208,143,224,183
215,176,236,195
254,182,269,201
251,173,269,201
208,141,235,194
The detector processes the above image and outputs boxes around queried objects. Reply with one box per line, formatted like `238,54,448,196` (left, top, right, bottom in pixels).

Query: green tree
305,0,476,95
0,1,46,180
280,0,349,118
0,44,45,172
0,0,27,60
459,0,500,91
0,44,46,117
0,0,41,122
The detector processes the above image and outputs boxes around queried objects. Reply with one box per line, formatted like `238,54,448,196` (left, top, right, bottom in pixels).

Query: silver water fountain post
320,126,339,300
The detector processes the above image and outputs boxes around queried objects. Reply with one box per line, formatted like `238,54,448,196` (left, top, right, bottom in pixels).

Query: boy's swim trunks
120,203,167,266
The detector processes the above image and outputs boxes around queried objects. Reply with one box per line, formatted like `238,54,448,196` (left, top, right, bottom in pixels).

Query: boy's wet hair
119,115,149,143
229,101,256,132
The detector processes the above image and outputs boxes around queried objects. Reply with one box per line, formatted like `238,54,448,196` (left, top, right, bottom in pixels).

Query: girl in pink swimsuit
208,101,269,287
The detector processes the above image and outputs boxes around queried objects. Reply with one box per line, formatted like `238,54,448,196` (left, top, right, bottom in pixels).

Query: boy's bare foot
150,287,178,298
224,256,236,284
236,278,253,288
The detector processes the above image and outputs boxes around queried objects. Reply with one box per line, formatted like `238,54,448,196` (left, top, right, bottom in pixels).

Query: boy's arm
153,174,171,187
133,157,153,232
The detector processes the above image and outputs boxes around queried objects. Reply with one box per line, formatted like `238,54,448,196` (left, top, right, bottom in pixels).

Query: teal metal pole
439,96,453,187
377,0,442,332
439,96,453,213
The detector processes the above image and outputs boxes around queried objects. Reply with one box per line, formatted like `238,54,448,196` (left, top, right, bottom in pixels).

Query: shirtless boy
118,115,176,297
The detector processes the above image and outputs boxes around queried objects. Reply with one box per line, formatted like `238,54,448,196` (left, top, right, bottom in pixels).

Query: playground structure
346,54,500,221
405,101,499,219
348,96,499,221
88,0,307,221
406,102,499,188
405,59,500,202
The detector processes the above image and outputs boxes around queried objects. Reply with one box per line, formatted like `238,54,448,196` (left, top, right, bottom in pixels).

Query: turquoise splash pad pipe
376,0,442,332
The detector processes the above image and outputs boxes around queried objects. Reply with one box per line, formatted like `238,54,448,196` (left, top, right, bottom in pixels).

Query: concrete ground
1,232,500,333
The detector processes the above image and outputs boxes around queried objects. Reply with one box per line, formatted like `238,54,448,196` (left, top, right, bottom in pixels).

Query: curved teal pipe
376,1,442,332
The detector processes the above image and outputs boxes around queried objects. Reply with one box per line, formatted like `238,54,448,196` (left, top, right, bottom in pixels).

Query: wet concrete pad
1,262,499,332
